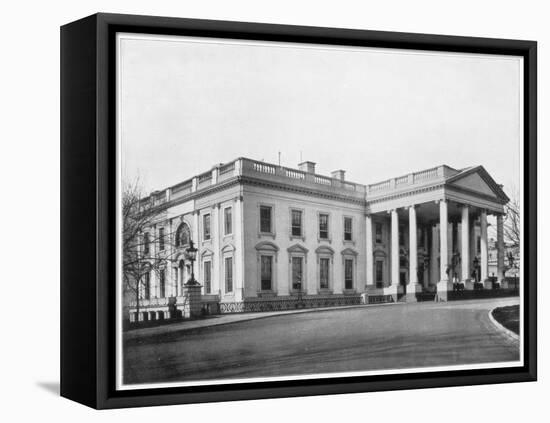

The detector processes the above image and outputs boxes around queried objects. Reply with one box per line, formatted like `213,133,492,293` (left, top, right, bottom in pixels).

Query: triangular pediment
452,173,496,196
287,244,309,254
446,166,509,203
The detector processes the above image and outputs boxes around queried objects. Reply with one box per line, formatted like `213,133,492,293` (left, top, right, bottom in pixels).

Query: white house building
127,157,510,322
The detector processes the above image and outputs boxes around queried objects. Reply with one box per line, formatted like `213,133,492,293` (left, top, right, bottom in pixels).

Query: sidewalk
123,302,402,341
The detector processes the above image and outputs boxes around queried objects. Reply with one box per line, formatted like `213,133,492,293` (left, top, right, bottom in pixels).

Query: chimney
331,169,346,181
298,161,316,174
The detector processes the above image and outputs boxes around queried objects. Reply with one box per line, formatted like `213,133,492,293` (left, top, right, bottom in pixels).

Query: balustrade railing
395,175,409,186
368,180,391,192
285,168,305,180
252,161,276,174
413,166,439,182
171,180,192,194
219,162,235,175
198,171,212,182
314,175,332,186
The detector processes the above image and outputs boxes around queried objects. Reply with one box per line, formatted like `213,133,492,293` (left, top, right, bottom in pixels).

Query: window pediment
255,241,280,252
287,243,309,254
315,245,335,255
221,243,236,253
373,249,387,258
201,248,214,258
341,247,358,256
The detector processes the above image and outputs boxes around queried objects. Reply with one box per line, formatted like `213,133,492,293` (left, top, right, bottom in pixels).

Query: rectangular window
204,261,211,294
344,217,353,241
224,207,232,235
260,255,273,291
291,257,303,291
260,205,272,233
158,227,165,251
143,272,150,300
319,214,329,239
320,258,330,289
291,209,303,237
345,259,353,290
225,257,233,293
375,261,383,287
159,269,165,298
143,232,150,254
375,223,383,244
399,225,405,246
203,214,211,240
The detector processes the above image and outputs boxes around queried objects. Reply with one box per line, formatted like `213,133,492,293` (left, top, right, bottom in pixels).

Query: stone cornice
152,177,241,211
366,183,444,205
241,176,366,206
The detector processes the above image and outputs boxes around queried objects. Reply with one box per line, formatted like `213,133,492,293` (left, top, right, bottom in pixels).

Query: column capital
405,204,419,210
435,198,448,205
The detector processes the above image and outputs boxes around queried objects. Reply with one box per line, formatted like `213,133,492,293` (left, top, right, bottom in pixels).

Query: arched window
175,222,191,248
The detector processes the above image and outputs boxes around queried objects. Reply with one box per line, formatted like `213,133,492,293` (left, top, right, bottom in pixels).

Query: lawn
492,305,520,335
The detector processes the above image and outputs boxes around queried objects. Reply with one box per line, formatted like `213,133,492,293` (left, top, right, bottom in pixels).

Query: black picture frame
60,12,537,409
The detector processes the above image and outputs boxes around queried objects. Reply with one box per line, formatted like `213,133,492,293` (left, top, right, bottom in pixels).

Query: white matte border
115,32,525,391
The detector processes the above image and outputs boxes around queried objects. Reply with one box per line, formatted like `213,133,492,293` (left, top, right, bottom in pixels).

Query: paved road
123,297,519,385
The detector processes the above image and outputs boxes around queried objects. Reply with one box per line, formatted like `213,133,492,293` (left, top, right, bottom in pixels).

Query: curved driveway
123,297,520,385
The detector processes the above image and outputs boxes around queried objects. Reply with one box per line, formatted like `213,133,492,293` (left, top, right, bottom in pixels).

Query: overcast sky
119,34,522,197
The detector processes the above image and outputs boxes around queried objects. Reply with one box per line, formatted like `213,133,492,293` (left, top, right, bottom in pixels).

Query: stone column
365,214,374,288
461,205,472,289
387,209,399,298
470,214,477,282
234,196,245,301
212,204,220,294
430,224,439,287
447,222,454,273
437,200,450,300
408,206,421,301
497,213,507,288
480,210,490,288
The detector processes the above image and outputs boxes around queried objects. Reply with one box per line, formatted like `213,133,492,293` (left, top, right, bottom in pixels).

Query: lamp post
185,240,199,286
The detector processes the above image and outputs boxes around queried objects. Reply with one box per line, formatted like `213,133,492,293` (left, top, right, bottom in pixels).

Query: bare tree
122,179,178,320
503,188,520,248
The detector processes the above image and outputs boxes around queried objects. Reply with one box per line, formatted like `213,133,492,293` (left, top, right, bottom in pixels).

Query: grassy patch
492,305,519,335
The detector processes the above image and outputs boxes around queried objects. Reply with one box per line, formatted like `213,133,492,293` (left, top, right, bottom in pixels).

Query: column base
463,279,474,290
483,280,493,290
500,279,509,289
405,283,424,302
436,280,452,301
382,285,398,302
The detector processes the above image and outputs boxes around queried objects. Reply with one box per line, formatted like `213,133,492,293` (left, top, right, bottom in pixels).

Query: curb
487,307,519,343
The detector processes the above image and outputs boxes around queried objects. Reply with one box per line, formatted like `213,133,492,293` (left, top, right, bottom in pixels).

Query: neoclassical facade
128,157,510,321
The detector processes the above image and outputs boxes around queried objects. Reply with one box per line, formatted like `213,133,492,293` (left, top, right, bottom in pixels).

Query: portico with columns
365,165,509,301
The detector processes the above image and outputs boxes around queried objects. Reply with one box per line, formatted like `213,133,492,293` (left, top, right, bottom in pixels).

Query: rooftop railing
152,158,454,203
366,165,452,195
242,158,364,193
